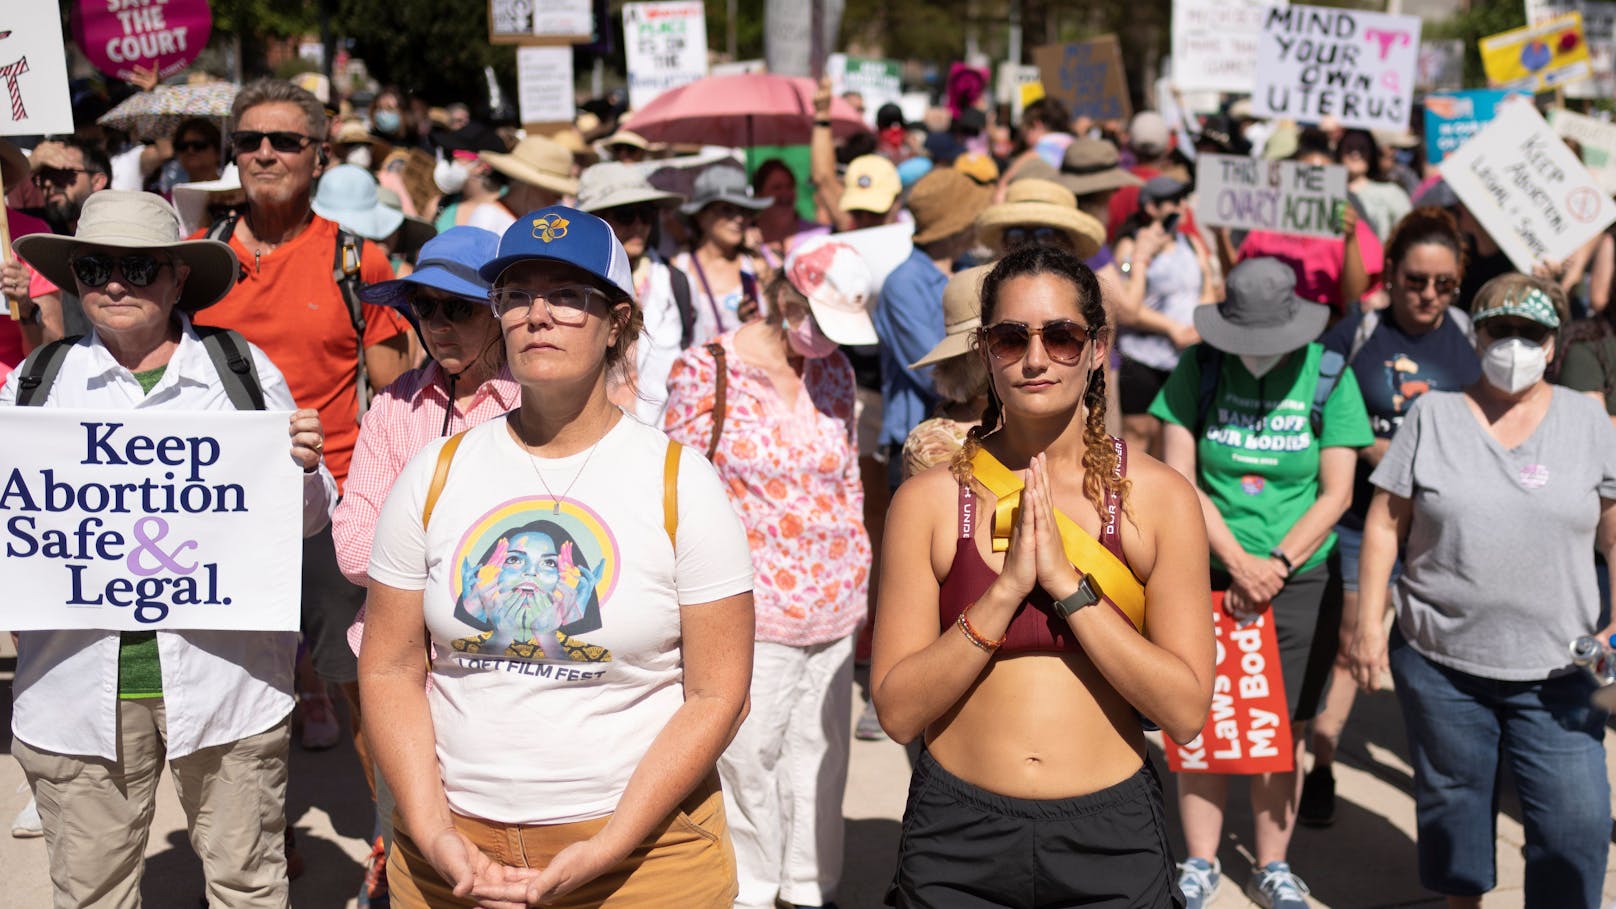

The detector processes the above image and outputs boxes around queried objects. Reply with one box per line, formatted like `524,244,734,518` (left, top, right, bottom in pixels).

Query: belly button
1025,756,1042,767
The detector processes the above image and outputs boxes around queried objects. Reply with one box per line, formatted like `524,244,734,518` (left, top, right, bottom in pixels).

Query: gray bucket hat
679,166,770,216
1194,258,1330,356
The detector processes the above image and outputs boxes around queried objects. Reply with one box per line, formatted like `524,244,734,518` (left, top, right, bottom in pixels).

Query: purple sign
74,0,212,82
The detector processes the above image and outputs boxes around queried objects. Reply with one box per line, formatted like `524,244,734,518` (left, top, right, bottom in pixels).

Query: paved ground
4,637,1616,908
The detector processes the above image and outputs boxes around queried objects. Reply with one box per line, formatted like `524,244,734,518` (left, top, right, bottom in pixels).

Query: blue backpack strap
194,326,267,411
14,336,83,407
1192,343,1223,439
1311,348,1346,438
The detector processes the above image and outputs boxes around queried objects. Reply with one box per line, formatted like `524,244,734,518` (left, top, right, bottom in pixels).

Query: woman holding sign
870,245,1215,907
2,190,337,908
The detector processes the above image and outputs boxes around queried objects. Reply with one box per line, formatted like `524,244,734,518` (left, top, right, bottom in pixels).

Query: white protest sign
1253,4,1421,133
1,4,75,136
623,1,708,111
1551,108,1616,196
1195,153,1348,238
516,46,575,126
1172,0,1287,95
1442,101,1616,272
0,410,304,632
831,221,915,298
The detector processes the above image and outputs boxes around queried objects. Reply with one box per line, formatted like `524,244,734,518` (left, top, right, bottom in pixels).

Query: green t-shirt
1557,333,1616,416
119,364,170,698
1149,342,1374,573
133,365,167,394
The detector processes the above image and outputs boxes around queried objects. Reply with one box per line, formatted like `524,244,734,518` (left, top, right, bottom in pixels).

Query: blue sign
1424,89,1530,165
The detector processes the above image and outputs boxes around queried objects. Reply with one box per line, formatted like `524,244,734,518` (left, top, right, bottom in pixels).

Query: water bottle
1570,634,1616,687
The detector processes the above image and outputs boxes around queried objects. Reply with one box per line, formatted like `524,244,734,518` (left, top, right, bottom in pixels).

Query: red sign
74,0,212,82
1165,592,1294,776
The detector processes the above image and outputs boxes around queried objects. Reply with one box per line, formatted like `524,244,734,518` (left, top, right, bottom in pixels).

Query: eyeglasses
70,253,172,288
1002,226,1066,249
32,167,88,188
979,319,1099,366
489,284,611,326
1401,272,1460,295
1481,319,1554,344
230,130,315,156
174,139,214,153
600,204,657,227
411,292,485,324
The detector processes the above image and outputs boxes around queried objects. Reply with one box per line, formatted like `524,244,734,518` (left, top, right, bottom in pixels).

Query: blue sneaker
1246,861,1311,908
1175,857,1220,909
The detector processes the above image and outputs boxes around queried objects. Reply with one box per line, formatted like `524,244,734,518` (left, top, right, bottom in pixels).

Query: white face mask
345,146,372,169
435,158,471,195
1240,353,1285,377
1481,337,1548,394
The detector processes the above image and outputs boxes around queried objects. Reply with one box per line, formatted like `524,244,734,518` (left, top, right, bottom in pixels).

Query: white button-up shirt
1,314,337,761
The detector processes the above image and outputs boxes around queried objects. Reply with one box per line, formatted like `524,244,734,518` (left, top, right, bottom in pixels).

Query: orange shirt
192,214,408,488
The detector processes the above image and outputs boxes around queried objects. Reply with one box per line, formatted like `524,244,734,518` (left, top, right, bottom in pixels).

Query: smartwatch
1053,574,1105,620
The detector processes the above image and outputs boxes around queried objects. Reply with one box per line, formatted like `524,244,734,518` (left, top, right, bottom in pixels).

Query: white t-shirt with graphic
368,415,754,824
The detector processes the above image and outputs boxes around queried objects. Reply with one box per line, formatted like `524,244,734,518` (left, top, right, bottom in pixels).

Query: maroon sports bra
937,439,1132,654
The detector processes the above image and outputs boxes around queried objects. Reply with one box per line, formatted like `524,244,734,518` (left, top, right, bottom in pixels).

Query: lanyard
688,252,741,330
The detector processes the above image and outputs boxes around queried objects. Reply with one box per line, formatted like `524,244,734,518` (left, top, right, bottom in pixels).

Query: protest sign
0,410,304,632
623,1,708,111
1,3,75,137
1252,4,1421,133
1526,0,1616,99
832,221,915,298
1442,100,1616,272
1032,36,1132,123
1416,39,1465,92
74,0,211,82
516,46,575,128
995,63,1041,108
1480,13,1593,92
489,0,593,44
1550,108,1616,195
1165,594,1294,776
1195,153,1348,239
1422,89,1528,166
827,54,903,127
1172,0,1287,95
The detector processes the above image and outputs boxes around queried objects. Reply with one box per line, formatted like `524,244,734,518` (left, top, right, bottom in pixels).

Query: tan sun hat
975,179,1105,260
480,135,580,196
1057,138,1143,197
912,264,993,368
333,119,376,145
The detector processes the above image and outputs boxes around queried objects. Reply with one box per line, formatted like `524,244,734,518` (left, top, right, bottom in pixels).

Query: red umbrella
623,73,869,148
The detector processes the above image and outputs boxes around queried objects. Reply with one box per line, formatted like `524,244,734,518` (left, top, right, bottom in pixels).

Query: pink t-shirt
1238,218,1384,315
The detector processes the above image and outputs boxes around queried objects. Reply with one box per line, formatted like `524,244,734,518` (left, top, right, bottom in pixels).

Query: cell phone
1161,212,1180,234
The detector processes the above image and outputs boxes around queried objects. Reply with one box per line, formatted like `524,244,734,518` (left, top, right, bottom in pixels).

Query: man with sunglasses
11,139,115,342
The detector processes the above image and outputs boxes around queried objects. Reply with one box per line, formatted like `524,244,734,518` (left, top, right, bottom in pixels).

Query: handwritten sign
1442,100,1616,272
1422,89,1528,166
1172,0,1287,95
488,0,593,44
828,54,903,128
1032,36,1132,123
623,1,708,111
1550,108,1616,196
0,410,304,632
1480,13,1593,92
1165,594,1294,776
73,0,211,82
0,3,74,137
1252,4,1422,133
516,46,575,127
1195,153,1348,238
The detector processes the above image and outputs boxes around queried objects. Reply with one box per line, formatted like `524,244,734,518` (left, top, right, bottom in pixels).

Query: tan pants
13,698,290,909
387,773,736,909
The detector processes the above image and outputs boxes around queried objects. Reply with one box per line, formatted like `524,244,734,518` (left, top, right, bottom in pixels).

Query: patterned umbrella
97,82,238,141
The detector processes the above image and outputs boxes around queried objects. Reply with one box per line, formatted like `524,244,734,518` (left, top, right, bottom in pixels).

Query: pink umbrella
623,73,869,148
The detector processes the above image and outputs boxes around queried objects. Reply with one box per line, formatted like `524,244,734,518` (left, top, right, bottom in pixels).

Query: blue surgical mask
373,110,402,135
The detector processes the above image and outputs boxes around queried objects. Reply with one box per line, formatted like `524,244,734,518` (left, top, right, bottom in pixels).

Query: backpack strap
14,336,82,407
1192,344,1223,439
421,430,468,531
704,342,729,461
1346,309,1379,365
332,228,372,417
194,326,266,411
1311,348,1346,438
669,266,696,349
663,442,682,550
205,212,241,243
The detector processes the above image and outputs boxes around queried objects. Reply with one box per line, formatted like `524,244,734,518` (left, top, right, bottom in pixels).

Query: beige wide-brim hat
0,139,27,193
480,136,580,196
14,191,238,314
913,264,993,368
975,179,1105,260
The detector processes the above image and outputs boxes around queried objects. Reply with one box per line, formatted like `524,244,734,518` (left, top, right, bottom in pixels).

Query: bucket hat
679,166,770,216
1193,258,1329,356
480,205,636,302
909,169,992,245
313,164,406,240
1057,139,1143,197
575,161,683,213
14,190,238,313
1139,175,1191,208
912,264,993,368
360,225,500,309
784,236,877,346
975,179,1105,260
480,136,580,196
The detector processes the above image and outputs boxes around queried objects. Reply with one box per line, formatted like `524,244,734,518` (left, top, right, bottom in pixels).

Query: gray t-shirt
1370,387,1616,680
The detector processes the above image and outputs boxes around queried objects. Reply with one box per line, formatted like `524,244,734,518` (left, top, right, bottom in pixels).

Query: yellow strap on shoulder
969,449,1146,633
421,431,468,531
663,442,682,549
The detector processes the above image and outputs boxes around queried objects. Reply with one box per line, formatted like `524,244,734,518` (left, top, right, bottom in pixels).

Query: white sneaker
1176,857,1220,909
1246,861,1312,908
10,796,42,838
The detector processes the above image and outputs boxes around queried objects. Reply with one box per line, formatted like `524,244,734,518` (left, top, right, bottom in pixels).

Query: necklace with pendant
512,413,607,513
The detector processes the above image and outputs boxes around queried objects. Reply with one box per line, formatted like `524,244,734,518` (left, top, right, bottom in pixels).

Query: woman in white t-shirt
672,166,771,340
360,205,756,909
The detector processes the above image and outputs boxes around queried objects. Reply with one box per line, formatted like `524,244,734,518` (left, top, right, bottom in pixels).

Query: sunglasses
601,203,657,226
488,284,611,326
707,202,753,221
411,293,484,324
174,139,214,153
1401,272,1459,295
230,130,315,156
979,319,1098,366
1481,319,1554,344
32,167,88,188
70,254,172,288
1002,226,1066,248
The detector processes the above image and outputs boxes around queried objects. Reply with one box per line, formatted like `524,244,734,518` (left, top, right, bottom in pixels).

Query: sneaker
10,795,42,838
299,691,341,751
1175,857,1220,909
854,700,887,741
1246,861,1312,909
1298,765,1336,827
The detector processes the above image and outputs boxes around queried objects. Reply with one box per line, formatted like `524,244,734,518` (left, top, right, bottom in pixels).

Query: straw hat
546,127,600,166
912,264,993,368
908,169,992,245
14,191,238,313
480,136,580,196
975,179,1104,260
1194,258,1329,356
333,119,377,145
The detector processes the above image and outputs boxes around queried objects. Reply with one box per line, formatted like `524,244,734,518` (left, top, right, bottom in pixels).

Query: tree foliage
1423,0,1528,88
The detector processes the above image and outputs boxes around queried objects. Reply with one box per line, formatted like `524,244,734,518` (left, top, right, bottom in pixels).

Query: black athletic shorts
1210,550,1343,723
887,750,1184,908
1119,357,1173,416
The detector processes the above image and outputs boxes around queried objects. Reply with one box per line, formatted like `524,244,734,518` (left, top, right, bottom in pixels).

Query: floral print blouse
663,330,870,646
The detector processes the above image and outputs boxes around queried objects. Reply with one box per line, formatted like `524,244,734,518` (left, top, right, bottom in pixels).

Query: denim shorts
1334,523,1401,593
1388,629,1610,907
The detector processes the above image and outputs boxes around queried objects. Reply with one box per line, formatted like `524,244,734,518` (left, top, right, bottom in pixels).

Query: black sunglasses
174,139,214,153
601,203,657,226
411,293,484,324
32,167,88,188
979,319,1098,366
71,254,172,288
1482,320,1554,344
230,130,315,156
1002,226,1066,248
1401,272,1459,295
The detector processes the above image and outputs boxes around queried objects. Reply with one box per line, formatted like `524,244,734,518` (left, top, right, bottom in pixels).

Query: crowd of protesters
3,62,1616,909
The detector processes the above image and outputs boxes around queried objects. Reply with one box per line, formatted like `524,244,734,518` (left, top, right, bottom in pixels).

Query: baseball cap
1130,111,1170,155
954,151,999,185
840,155,902,214
785,236,877,345
479,205,636,302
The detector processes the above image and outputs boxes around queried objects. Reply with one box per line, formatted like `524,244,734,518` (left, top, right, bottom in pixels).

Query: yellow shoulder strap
421,431,468,531
663,442,682,549
969,448,1146,633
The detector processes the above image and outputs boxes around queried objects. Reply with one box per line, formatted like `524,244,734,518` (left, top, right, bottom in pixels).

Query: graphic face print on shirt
449,496,620,665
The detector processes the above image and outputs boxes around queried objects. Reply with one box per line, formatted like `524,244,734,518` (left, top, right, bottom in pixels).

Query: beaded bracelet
957,608,1006,653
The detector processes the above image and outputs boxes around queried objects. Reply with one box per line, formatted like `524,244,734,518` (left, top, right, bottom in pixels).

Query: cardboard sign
1423,89,1528,166
516,46,575,127
1480,13,1593,92
1526,0,1616,100
1442,100,1616,272
1252,4,1421,133
0,410,304,632
1550,108,1616,196
0,4,75,136
1195,154,1348,239
489,0,593,44
1416,39,1465,92
1166,594,1295,776
1032,36,1132,123
623,1,708,111
74,0,211,82
1172,0,1287,95
827,54,902,128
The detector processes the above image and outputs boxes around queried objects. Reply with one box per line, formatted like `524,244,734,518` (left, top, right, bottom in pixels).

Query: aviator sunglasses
1401,272,1459,295
70,254,172,288
979,319,1099,366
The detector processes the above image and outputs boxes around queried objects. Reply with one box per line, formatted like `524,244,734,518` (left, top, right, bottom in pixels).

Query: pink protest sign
74,0,212,82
